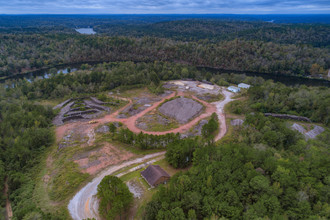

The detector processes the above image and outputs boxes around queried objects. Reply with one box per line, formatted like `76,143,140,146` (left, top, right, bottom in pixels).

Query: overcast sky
0,0,329,14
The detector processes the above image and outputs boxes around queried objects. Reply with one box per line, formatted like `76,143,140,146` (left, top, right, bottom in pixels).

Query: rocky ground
52,97,112,126
116,91,172,118
158,97,203,124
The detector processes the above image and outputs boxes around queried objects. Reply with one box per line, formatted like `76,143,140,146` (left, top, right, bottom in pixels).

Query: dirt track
56,90,220,142
64,83,234,220
213,89,234,141
5,178,13,220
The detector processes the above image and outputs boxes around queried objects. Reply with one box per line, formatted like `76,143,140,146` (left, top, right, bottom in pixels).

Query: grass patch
197,92,224,103
114,87,148,98
153,159,181,176
48,145,90,202
32,143,87,218
136,111,180,132
49,161,89,201
105,138,165,155
225,98,249,116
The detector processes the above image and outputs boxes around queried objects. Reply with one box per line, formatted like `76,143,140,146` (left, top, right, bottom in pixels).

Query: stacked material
291,123,324,140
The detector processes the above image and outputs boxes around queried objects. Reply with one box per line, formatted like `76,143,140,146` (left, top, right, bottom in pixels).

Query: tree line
114,128,181,150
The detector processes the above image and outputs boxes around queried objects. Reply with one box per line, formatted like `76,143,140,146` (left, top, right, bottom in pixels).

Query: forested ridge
0,14,330,219
96,20,330,47
1,15,330,47
1,34,329,78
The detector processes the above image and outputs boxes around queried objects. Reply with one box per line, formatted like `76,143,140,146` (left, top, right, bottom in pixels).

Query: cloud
0,0,329,14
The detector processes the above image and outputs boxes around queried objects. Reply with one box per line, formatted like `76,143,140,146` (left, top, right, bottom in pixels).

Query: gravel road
68,152,165,220
213,89,234,141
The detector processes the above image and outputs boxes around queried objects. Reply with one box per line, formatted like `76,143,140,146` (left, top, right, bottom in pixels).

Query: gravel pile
158,97,203,124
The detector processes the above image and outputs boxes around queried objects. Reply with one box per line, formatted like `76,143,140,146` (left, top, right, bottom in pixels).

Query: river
1,62,329,87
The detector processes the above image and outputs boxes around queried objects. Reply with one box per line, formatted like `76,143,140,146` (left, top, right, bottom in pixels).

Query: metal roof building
238,83,251,89
141,165,170,187
228,86,240,93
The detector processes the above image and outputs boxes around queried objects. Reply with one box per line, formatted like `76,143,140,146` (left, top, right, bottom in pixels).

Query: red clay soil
56,91,218,143
55,97,133,144
74,142,135,175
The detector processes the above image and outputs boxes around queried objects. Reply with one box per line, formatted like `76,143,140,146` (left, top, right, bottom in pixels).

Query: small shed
141,165,170,187
228,86,240,93
238,83,251,89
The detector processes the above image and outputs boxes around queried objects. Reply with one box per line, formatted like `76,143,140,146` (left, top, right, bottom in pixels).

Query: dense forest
145,114,330,219
1,34,329,79
226,81,330,126
96,20,330,46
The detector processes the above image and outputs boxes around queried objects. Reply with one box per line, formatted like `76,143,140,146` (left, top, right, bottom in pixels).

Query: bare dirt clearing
54,81,235,220
73,142,135,175
117,91,171,118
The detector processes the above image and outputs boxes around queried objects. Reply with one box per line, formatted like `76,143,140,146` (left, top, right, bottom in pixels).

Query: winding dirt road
213,89,234,141
65,84,234,220
56,90,217,144
68,152,165,220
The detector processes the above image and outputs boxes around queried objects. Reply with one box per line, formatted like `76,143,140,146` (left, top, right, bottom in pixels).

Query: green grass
136,112,180,132
114,141,164,155
48,144,91,202
197,93,224,103
114,87,148,98
94,131,158,156
32,144,78,219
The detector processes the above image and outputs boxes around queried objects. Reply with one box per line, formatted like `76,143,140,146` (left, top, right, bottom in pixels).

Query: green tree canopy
97,175,133,220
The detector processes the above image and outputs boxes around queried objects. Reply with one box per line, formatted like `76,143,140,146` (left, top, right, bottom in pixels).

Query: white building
228,86,240,93
238,83,251,89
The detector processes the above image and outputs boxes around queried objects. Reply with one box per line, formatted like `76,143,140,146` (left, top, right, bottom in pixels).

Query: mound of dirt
158,97,203,124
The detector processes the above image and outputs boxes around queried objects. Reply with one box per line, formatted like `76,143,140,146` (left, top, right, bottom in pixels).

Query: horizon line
1,13,330,16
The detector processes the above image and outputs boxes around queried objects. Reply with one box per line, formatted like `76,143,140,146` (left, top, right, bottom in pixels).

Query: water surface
75,28,96,35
